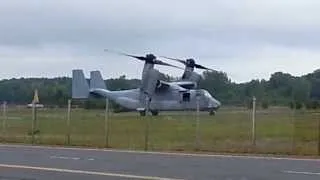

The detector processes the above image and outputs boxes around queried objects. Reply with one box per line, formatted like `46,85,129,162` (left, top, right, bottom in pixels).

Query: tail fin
72,69,89,99
90,71,106,89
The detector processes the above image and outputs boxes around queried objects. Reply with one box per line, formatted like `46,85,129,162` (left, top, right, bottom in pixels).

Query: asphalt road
0,144,319,180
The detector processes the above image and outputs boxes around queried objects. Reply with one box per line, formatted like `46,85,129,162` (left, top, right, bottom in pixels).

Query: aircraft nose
210,98,221,109
216,99,221,107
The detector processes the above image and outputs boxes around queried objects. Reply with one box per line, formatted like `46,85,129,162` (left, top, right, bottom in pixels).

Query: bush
305,100,320,110
261,101,269,109
289,102,294,109
289,101,304,110
295,102,303,110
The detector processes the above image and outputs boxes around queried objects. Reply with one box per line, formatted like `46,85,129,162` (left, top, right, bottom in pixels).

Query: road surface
0,144,319,180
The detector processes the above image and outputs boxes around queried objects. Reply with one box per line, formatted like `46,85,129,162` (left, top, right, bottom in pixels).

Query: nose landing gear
209,110,216,116
151,110,159,116
138,110,159,116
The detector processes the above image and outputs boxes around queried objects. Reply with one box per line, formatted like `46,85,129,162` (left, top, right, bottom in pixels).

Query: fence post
144,96,151,151
2,101,7,140
252,96,256,146
318,115,320,156
291,102,296,154
104,98,110,148
66,99,72,145
31,102,36,144
194,92,200,150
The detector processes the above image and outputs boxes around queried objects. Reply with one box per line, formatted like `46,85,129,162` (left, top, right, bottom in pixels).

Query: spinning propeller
104,49,183,70
160,56,215,71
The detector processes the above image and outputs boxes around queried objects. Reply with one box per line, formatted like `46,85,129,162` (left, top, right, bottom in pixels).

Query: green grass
1,107,320,156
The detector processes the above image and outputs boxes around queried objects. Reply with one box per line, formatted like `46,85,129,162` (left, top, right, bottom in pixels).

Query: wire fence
1,100,320,156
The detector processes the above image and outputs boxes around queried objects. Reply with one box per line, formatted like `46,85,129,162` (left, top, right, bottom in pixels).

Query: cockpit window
203,90,211,97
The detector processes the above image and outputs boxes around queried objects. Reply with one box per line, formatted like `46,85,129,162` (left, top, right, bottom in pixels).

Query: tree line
0,69,319,110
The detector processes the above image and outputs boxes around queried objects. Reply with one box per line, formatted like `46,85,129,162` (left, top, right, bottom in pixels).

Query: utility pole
252,96,257,146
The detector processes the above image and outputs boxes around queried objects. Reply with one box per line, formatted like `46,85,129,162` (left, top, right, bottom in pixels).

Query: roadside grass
1,107,319,156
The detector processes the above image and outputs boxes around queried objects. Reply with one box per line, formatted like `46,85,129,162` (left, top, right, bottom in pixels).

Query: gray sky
1,0,320,83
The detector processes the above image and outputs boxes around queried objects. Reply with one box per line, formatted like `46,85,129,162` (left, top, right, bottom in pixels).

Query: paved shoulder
0,144,319,180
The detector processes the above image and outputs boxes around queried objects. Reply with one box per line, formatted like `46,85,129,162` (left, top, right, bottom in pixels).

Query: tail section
72,69,89,99
90,71,106,89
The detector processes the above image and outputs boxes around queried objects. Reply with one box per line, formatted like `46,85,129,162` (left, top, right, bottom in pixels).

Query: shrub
261,101,269,109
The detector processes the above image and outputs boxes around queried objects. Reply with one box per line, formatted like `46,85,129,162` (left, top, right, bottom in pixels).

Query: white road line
0,143,319,162
0,164,184,180
50,156,80,160
282,170,320,176
50,155,95,161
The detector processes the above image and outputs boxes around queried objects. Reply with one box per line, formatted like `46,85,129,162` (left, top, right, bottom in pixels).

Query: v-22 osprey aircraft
72,51,221,116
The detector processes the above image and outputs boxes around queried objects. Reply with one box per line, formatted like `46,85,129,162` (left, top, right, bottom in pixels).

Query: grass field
1,106,320,156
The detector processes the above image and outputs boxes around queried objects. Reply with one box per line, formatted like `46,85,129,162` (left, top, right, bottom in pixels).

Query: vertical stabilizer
72,69,89,99
90,71,107,89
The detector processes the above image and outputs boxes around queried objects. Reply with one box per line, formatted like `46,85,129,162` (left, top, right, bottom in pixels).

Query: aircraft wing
171,81,197,89
156,80,188,92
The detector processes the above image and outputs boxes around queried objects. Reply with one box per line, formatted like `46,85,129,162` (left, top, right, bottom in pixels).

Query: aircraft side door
180,91,191,103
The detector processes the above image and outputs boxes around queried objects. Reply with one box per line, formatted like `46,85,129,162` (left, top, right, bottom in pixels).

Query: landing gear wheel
151,110,159,116
140,111,146,116
209,110,216,116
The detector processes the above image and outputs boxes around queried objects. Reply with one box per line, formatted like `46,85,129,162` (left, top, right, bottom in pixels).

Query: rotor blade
161,54,216,71
195,64,215,71
154,60,184,70
104,49,147,61
159,56,186,65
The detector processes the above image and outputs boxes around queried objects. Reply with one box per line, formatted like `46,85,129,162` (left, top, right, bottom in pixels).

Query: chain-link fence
1,101,320,156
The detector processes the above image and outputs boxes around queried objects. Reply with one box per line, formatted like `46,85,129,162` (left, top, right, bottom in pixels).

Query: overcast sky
1,0,320,83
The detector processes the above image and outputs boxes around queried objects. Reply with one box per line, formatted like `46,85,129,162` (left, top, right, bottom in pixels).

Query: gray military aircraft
72,51,221,116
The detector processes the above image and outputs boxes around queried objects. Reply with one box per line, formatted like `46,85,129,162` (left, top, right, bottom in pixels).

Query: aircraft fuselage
90,88,220,112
